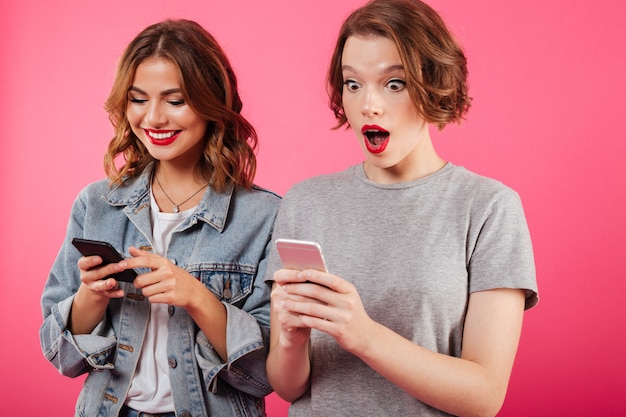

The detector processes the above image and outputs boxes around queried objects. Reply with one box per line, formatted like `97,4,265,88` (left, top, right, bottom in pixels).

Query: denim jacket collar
102,162,234,233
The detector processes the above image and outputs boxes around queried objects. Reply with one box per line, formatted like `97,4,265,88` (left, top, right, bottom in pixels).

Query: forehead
133,56,181,85
341,35,402,72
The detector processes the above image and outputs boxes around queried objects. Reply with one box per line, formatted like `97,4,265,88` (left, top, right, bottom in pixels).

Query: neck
363,132,445,184
154,161,206,186
152,162,209,213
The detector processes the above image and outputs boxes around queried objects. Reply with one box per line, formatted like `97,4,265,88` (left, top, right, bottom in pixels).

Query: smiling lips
361,125,390,154
145,129,181,146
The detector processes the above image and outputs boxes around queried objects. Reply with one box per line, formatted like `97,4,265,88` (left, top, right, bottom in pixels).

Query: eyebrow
341,64,405,73
128,86,182,96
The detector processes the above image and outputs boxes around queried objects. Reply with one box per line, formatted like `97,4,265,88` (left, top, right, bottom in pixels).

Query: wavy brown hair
327,0,471,130
104,19,257,190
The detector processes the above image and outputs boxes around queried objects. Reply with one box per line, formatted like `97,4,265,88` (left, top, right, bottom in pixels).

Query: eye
167,99,185,106
343,79,361,92
128,96,147,104
386,79,406,92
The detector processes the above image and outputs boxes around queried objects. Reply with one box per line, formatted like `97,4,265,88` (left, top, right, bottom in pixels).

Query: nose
145,102,167,127
361,88,383,117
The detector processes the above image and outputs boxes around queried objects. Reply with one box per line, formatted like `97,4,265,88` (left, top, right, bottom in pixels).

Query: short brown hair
327,0,471,130
104,19,257,190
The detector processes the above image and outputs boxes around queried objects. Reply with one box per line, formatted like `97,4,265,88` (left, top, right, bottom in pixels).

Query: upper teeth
150,131,176,140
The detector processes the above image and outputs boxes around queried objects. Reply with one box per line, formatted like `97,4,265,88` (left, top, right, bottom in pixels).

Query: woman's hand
267,268,375,402
69,255,126,334
77,255,126,299
274,268,375,354
120,246,203,308
270,270,313,349
122,247,229,359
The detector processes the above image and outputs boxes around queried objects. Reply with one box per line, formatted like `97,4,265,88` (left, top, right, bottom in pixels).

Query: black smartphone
275,239,328,272
71,238,138,282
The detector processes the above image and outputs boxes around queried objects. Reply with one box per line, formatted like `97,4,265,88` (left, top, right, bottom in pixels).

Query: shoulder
233,184,282,213
240,184,281,204
76,178,114,202
62,178,116,217
445,164,522,206
283,166,356,200
447,164,510,191
249,184,282,201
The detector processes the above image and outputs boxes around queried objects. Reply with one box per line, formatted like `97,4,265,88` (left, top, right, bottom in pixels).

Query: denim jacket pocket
189,263,256,307
229,388,266,417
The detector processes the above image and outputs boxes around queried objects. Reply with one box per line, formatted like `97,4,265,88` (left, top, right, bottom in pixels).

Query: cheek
350,125,362,141
396,96,420,119
125,106,142,127
125,111,145,141
187,116,207,137
342,96,360,121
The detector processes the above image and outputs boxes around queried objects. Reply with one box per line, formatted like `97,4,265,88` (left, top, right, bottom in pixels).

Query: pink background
2,0,625,415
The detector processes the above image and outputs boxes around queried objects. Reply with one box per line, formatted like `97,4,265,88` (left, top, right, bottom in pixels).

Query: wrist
279,328,311,351
76,282,110,305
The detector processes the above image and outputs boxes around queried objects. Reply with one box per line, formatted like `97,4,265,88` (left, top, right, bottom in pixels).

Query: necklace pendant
173,205,180,213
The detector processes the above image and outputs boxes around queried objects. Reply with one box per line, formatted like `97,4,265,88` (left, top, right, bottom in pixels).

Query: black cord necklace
154,173,208,213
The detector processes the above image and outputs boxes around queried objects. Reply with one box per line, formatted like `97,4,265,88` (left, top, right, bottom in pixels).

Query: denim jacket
40,164,280,417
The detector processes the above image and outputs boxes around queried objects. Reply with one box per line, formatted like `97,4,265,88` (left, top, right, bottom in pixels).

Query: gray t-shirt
265,162,538,417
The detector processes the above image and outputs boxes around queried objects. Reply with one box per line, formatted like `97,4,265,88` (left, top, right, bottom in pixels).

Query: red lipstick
361,124,390,154
144,129,181,146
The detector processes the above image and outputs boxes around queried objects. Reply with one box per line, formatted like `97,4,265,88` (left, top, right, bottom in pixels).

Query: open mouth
361,125,389,154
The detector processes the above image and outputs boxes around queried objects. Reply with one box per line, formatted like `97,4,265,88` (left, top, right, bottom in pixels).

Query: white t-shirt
125,189,194,413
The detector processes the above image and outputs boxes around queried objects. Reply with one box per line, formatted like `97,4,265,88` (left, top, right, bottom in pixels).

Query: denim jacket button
168,305,175,316
168,357,177,368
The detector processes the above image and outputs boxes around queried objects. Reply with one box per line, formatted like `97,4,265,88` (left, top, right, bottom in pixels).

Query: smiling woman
125,57,209,204
39,19,280,417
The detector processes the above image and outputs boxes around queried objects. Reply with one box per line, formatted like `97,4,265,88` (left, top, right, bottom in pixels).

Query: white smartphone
275,239,328,272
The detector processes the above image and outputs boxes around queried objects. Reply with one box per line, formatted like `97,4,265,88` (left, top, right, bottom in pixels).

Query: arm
355,288,525,417
266,279,313,402
40,193,123,377
69,256,125,334
277,268,525,417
